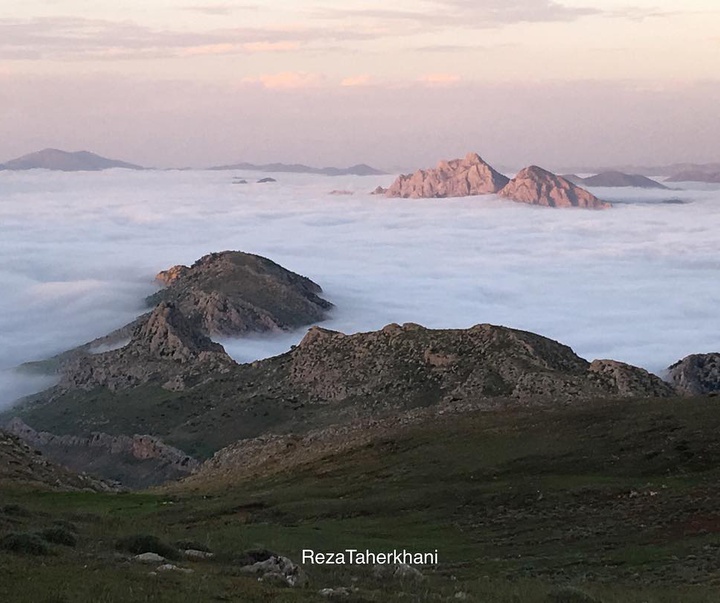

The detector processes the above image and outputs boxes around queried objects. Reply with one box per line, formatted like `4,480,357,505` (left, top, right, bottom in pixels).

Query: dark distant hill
558,162,720,177
0,149,144,171
208,161,385,176
565,171,668,189
666,170,720,183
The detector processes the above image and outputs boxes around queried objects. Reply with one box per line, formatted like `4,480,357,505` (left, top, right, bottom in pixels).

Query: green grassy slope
3,396,720,601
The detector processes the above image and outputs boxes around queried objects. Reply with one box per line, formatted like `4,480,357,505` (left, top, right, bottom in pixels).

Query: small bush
116,534,179,559
52,520,78,533
1,504,32,517
0,532,50,556
547,586,602,603
38,527,77,547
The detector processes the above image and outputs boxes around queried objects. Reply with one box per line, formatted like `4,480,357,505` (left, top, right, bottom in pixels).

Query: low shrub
115,534,179,559
0,532,50,555
38,526,77,547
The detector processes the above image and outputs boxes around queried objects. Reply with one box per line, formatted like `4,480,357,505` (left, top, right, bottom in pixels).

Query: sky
1,0,719,169
1,170,719,408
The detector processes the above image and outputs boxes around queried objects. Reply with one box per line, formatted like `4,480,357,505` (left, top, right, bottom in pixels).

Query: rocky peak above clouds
386,152,510,198
147,251,333,336
499,166,611,209
384,153,610,209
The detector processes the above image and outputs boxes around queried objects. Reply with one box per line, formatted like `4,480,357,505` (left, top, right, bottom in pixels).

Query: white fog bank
1,169,718,407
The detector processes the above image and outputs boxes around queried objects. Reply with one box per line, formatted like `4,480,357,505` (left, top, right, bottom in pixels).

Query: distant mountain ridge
562,171,669,189
0,148,144,171
208,161,385,176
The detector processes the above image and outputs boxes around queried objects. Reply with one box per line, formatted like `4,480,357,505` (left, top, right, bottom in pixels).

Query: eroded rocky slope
666,353,720,395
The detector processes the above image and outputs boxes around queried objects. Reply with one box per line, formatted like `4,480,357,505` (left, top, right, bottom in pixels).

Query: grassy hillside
3,396,720,601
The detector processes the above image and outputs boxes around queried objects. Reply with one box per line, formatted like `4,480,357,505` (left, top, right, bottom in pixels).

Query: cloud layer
0,170,718,408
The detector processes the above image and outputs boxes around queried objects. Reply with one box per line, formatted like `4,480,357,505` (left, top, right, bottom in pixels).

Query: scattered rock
134,552,167,564
319,586,353,598
184,548,214,560
386,152,509,198
370,186,387,195
666,353,720,395
257,177,277,183
157,563,194,574
499,166,611,209
372,563,424,581
328,190,354,195
238,553,309,588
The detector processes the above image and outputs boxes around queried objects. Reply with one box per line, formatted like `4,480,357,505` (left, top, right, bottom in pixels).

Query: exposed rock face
386,152,509,198
500,166,611,209
666,170,720,183
59,302,234,392
588,360,675,398
0,428,113,491
666,353,720,395
5,418,198,489
370,186,388,195
288,323,668,406
580,171,668,189
147,251,333,337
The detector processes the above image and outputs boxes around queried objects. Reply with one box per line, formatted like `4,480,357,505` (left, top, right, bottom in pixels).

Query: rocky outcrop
147,251,333,337
59,302,234,392
500,166,611,209
666,353,720,395
386,152,509,198
588,360,675,398
5,418,198,488
0,428,113,491
288,323,668,406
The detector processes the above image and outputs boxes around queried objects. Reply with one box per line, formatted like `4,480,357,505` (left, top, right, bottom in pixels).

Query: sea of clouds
1,169,718,408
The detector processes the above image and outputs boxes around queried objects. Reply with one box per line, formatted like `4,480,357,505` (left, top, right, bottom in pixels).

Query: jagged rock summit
386,152,510,198
500,166,611,209
666,353,720,395
384,153,610,209
59,301,235,392
149,251,333,336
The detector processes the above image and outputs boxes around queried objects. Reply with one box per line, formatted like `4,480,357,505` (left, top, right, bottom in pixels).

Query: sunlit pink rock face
386,152,510,198
500,165,612,209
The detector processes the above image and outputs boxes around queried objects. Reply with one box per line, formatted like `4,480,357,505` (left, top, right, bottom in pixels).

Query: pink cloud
340,74,374,87
418,73,462,86
242,71,325,89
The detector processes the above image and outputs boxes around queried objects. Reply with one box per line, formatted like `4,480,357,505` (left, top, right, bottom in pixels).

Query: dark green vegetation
3,395,720,602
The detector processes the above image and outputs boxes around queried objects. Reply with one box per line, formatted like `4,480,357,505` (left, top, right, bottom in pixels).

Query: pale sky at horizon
1,0,718,169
